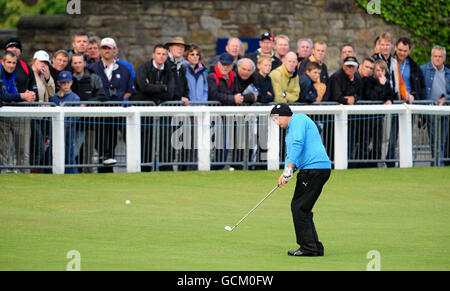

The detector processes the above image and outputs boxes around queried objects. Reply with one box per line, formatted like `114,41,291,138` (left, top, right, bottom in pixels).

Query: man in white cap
88,37,136,171
31,50,54,102
29,50,55,171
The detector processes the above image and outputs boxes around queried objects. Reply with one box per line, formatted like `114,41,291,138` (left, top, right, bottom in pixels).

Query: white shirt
103,60,117,81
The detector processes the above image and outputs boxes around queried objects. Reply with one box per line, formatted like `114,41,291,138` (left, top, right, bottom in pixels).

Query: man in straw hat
165,36,190,106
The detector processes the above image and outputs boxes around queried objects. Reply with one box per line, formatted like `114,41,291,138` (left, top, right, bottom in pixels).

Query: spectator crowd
0,31,449,173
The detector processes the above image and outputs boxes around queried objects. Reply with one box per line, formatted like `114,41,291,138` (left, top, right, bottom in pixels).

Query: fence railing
0,101,449,174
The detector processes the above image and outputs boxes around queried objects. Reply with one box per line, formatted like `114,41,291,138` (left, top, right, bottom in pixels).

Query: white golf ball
229,167,235,171
125,200,131,205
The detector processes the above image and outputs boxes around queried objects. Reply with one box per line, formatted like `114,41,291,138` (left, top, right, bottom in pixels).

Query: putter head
224,226,233,232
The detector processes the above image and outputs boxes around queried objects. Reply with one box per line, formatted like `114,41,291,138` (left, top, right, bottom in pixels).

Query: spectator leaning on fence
165,37,190,106
29,50,55,170
133,44,175,104
421,46,450,105
299,61,323,103
0,50,36,173
3,38,38,97
184,44,208,103
329,56,361,105
356,57,375,80
207,52,241,105
269,51,300,103
420,45,450,166
31,50,55,103
2,43,37,172
360,59,395,167
371,32,405,103
235,58,258,105
254,54,274,103
394,37,426,103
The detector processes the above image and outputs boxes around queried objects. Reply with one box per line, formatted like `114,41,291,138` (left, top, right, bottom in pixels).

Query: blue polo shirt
284,113,331,170
399,58,412,94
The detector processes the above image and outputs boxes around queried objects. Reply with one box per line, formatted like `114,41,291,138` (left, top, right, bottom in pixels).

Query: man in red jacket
207,52,243,105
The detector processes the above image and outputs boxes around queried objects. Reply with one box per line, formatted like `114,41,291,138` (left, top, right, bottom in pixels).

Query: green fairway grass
0,167,449,271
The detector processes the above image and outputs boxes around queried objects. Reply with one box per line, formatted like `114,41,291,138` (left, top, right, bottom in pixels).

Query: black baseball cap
270,103,293,116
5,37,22,51
260,32,274,41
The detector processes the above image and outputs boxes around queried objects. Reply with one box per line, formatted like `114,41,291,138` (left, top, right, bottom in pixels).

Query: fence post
52,111,65,174
267,116,279,170
197,111,211,171
334,106,348,170
126,111,141,173
399,105,413,168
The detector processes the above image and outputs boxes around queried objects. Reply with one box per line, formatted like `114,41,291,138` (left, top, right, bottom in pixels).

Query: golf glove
282,167,293,181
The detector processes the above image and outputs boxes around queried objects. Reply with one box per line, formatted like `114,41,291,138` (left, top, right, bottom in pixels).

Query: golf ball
125,200,131,205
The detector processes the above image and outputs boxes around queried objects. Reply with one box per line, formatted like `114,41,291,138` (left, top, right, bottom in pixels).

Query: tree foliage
356,0,450,65
0,0,66,29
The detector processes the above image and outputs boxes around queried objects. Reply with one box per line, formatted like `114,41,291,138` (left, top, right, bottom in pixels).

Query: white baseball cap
100,37,117,49
33,50,51,64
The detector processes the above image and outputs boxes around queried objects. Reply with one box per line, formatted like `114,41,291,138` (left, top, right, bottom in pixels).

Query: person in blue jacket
184,44,208,103
271,103,331,257
420,45,450,166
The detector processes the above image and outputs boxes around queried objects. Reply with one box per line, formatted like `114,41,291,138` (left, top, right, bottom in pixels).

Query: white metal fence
0,103,449,174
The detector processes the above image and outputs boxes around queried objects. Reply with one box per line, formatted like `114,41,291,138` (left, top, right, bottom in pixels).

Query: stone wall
12,0,413,72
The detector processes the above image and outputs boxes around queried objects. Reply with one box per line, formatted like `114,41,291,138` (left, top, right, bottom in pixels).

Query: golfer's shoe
287,248,319,257
103,158,117,166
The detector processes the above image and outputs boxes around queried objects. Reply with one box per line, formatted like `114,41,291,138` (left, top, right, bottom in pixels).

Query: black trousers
291,169,331,255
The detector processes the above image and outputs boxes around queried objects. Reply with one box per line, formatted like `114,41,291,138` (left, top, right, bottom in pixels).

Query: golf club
224,184,279,232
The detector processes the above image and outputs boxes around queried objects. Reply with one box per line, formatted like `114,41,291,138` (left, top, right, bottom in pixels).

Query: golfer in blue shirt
271,103,331,256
